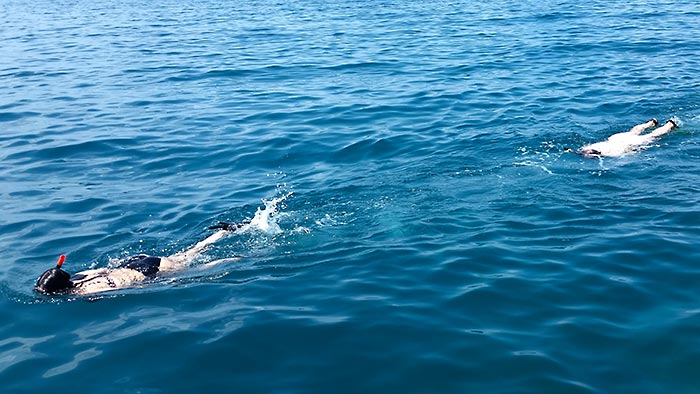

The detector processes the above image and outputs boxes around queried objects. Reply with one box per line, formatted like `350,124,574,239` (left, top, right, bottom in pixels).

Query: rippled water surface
2,0,700,392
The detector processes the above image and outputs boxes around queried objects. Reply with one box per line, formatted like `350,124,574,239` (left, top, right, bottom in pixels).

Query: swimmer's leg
628,118,658,134
209,221,250,231
196,257,241,270
162,230,229,269
164,221,249,269
648,119,677,137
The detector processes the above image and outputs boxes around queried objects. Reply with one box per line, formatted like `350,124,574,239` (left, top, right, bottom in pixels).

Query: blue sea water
2,0,700,392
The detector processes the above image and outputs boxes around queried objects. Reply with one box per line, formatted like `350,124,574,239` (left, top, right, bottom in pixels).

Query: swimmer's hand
209,221,250,232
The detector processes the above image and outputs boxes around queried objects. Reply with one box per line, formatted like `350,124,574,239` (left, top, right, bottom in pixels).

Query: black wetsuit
119,255,161,278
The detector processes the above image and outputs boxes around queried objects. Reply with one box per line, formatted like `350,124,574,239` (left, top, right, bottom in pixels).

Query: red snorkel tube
56,254,66,269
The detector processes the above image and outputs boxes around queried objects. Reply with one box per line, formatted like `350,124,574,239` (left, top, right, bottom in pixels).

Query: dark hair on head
35,268,73,294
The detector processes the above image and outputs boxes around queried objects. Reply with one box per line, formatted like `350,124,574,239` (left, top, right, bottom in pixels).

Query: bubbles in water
513,140,560,175
315,213,337,227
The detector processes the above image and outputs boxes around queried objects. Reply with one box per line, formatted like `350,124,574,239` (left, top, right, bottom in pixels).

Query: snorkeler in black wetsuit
35,221,246,296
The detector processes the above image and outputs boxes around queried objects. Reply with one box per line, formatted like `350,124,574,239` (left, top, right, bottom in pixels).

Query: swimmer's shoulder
71,268,108,283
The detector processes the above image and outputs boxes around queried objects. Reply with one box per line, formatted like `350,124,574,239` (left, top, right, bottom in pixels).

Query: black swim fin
209,221,250,231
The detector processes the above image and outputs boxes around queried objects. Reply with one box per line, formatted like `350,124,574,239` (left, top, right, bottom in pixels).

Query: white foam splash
245,192,293,235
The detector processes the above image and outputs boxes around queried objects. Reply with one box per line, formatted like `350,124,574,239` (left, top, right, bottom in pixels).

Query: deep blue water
2,0,700,392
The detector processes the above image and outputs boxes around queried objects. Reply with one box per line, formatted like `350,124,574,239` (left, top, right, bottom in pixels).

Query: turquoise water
2,0,700,392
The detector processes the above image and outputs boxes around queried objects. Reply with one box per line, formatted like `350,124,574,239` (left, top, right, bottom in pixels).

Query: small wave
162,65,316,82
0,111,40,122
321,61,399,72
162,68,257,82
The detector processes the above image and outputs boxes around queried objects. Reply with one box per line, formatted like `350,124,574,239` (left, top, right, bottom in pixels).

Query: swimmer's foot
209,221,250,232
581,149,602,158
666,119,678,129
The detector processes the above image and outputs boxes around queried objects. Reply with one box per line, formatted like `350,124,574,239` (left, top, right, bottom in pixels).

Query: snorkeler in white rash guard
35,221,247,296
576,118,678,158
